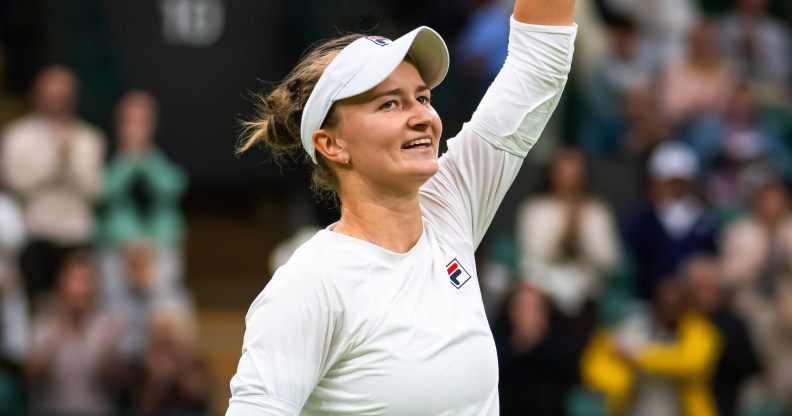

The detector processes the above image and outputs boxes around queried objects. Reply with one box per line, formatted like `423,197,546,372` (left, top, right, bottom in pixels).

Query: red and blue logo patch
365,36,392,46
446,258,472,289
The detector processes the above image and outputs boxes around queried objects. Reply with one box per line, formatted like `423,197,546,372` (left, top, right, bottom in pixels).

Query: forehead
338,61,427,105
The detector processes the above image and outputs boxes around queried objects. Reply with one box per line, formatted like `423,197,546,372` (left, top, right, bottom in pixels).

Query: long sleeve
420,19,576,247
227,264,346,416
65,126,105,199
634,314,721,380
102,156,138,201
139,150,187,202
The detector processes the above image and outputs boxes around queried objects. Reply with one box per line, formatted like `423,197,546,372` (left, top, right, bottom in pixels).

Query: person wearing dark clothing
622,142,719,299
494,283,589,415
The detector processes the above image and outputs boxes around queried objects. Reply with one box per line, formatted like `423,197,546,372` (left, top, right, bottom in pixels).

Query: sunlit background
1,0,791,415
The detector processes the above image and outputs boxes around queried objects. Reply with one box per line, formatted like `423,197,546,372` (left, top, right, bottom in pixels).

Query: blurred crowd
0,65,209,414
465,0,792,415
2,0,792,415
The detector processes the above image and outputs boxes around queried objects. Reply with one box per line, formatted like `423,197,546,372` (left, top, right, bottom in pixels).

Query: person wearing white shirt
228,1,576,414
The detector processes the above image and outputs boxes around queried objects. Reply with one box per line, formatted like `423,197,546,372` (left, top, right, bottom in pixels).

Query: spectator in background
597,0,697,68
720,176,792,313
681,255,760,416
622,142,719,300
622,84,673,158
582,278,721,416
98,90,190,358
455,0,511,110
132,304,210,415
578,15,654,157
688,83,791,219
516,148,620,317
660,17,738,133
26,250,125,416
0,178,28,413
746,279,792,413
493,283,586,415
112,243,175,363
719,0,791,104
0,65,105,305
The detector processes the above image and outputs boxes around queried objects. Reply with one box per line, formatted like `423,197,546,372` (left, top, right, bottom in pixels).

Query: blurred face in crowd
653,279,685,329
116,92,158,155
689,19,720,64
150,310,197,355
550,148,585,196
124,244,156,292
508,284,548,349
684,257,722,315
57,257,96,315
610,24,637,60
33,66,77,120
652,178,693,202
755,182,789,225
738,0,768,17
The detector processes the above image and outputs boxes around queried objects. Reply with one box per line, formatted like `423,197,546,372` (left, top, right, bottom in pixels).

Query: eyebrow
369,85,430,101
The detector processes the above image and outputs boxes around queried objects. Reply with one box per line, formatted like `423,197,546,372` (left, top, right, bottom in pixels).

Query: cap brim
336,26,449,100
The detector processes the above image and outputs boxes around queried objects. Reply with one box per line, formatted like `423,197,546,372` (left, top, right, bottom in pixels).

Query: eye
381,100,398,110
417,95,431,105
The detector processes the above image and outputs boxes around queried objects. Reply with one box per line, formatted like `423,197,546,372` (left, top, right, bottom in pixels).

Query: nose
407,100,434,130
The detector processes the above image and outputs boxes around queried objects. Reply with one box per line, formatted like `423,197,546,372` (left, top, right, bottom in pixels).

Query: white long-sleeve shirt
228,18,576,416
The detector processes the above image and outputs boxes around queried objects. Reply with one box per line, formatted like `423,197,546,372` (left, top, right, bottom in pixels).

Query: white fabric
0,194,26,252
656,197,703,240
228,18,576,416
516,197,620,315
0,193,28,362
0,115,105,244
301,27,449,163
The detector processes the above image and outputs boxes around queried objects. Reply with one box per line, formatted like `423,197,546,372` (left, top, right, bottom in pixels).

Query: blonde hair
238,34,363,199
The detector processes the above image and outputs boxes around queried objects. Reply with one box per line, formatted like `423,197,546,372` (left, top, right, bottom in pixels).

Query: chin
412,159,439,177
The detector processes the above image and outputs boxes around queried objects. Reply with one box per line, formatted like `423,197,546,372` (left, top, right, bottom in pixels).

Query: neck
336,189,424,253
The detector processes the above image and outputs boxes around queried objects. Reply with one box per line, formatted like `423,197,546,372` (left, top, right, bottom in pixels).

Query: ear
313,129,347,165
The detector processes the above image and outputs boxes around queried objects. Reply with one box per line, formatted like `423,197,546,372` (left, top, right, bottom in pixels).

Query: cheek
431,111,443,138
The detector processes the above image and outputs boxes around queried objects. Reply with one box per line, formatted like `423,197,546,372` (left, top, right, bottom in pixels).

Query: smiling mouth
401,138,432,150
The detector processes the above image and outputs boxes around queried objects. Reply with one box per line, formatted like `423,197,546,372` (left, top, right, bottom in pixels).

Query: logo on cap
365,36,392,46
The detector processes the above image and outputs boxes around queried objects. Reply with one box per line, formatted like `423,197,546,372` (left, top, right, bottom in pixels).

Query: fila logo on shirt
365,36,392,46
446,258,472,289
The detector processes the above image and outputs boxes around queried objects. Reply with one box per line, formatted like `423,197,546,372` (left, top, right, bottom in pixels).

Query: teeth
403,138,431,148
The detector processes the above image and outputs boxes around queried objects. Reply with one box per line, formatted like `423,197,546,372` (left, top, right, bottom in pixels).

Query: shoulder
247,231,338,318
73,120,106,143
582,197,611,214
519,196,554,211
2,116,42,142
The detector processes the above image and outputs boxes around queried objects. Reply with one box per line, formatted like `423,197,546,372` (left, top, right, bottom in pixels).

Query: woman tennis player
228,0,576,414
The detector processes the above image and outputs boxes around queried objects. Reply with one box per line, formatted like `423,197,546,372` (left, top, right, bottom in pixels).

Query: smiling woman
228,1,576,415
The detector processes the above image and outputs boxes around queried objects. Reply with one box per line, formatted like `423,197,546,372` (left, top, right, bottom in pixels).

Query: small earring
343,155,350,165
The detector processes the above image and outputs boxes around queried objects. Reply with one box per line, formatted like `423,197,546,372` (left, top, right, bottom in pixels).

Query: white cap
648,141,699,180
300,27,450,163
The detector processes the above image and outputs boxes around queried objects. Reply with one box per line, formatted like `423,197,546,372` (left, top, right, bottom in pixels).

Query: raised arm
420,1,577,247
514,0,575,27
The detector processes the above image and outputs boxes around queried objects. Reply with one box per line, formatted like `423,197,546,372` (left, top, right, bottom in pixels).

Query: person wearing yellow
581,279,722,415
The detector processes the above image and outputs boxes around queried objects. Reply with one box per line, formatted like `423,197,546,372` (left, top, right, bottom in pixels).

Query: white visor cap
300,27,449,163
